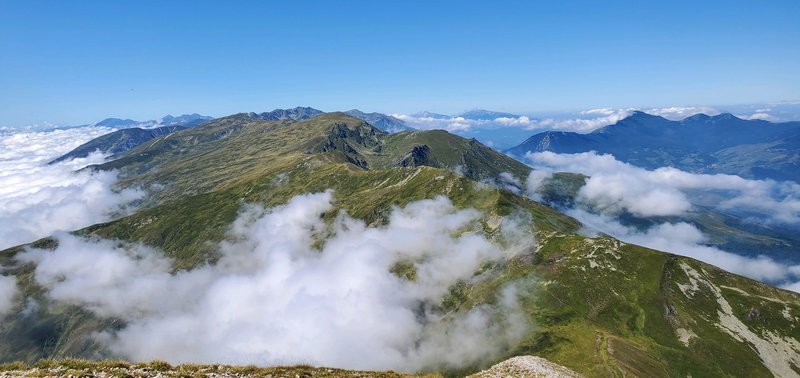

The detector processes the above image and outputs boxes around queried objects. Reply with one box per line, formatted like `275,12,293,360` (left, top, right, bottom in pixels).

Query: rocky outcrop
468,356,582,378
391,144,437,168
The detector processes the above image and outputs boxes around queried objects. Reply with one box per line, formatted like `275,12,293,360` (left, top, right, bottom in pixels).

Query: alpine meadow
1,1,800,377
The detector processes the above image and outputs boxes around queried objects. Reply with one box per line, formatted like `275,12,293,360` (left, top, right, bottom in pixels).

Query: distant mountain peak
507,111,800,182
412,111,451,119
626,110,663,120
683,113,712,122
343,109,413,133
94,114,213,128
713,112,740,121
96,118,140,127
159,113,213,126
458,109,521,120
251,107,324,121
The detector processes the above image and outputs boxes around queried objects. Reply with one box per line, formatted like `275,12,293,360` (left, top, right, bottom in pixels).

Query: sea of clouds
392,108,634,133
3,106,800,369
393,103,800,134
14,191,531,371
0,126,143,251
0,124,533,371
523,151,800,291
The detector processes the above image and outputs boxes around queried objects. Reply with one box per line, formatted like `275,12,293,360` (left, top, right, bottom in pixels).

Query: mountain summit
458,109,521,120
248,106,324,121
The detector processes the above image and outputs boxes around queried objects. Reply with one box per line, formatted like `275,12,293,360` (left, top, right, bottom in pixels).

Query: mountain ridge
507,111,800,181
1,111,799,377
344,109,413,133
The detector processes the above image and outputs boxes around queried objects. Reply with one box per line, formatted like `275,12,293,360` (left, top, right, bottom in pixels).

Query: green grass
1,113,799,377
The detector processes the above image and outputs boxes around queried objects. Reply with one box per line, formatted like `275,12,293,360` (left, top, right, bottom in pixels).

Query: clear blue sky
1,0,798,125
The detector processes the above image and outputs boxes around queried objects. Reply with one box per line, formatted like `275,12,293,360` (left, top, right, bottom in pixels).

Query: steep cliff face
391,144,436,168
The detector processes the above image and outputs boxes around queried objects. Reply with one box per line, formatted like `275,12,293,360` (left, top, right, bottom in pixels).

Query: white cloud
0,126,144,250
566,209,800,290
644,106,720,120
524,168,553,202
525,151,800,223
393,110,632,134
0,275,18,316
18,191,532,371
391,114,480,132
523,152,800,291
580,108,619,116
739,112,773,121
527,110,632,133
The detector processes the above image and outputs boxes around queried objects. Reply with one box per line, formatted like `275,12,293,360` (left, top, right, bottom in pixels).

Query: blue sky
1,0,798,126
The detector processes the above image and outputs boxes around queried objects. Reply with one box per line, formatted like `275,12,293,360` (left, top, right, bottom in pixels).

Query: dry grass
0,359,440,378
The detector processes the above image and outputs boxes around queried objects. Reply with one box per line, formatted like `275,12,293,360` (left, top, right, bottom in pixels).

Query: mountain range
507,111,800,182
2,110,799,376
344,109,413,133
95,113,213,129
458,109,521,120
49,114,215,163
50,108,414,164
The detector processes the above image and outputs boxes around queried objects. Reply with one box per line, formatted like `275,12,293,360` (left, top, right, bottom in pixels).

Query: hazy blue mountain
507,111,800,182
51,114,213,163
159,113,213,126
50,125,187,164
95,114,212,129
95,118,140,127
344,109,413,133
452,127,538,151
411,111,451,119
249,106,323,121
458,109,521,120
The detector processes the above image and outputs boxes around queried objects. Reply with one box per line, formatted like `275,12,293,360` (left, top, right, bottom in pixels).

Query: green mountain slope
1,113,799,377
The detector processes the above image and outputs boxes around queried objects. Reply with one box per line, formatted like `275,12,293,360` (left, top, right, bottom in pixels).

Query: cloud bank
395,103,800,136
523,151,800,291
0,126,143,250
569,210,800,286
393,109,632,133
643,106,720,120
0,275,17,316
18,191,532,371
526,151,800,223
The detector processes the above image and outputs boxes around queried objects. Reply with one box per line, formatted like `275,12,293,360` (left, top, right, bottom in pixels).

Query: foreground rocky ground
0,356,581,378
0,360,422,378
467,356,581,378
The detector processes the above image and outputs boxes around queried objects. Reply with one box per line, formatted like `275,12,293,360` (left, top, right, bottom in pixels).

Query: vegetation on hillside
1,113,799,377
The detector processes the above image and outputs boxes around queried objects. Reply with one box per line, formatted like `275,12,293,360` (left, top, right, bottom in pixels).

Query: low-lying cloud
643,106,720,120
18,191,532,371
569,210,800,286
393,109,633,134
392,106,761,134
526,151,800,223
394,103,800,135
523,151,800,291
0,275,17,316
0,126,143,250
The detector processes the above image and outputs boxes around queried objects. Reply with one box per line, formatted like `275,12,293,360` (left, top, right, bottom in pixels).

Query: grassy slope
1,113,799,377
